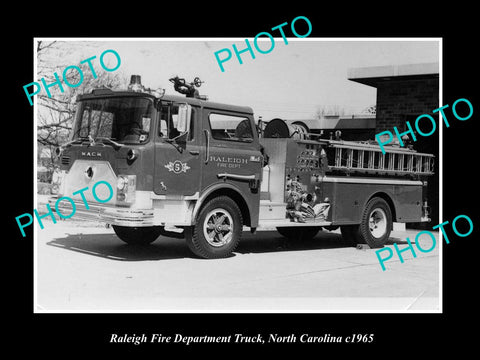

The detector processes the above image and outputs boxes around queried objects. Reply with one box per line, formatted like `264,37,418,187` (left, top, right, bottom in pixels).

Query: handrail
204,129,210,164
217,173,256,181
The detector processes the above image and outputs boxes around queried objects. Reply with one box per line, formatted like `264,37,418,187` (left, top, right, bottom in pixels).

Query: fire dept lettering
165,160,191,174
210,156,248,169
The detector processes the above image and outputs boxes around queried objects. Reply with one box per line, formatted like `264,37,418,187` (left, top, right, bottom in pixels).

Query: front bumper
48,197,154,227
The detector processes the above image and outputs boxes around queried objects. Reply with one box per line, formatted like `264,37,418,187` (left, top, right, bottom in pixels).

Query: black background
7,4,477,355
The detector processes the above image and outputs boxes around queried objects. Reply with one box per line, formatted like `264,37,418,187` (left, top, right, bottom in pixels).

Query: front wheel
185,196,243,259
112,225,164,245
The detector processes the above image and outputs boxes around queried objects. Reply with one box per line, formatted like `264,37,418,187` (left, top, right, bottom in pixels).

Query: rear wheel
276,226,320,240
186,196,243,259
112,225,163,245
361,197,392,248
340,197,392,248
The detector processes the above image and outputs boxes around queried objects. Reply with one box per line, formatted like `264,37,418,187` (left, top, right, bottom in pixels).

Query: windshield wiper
94,137,124,150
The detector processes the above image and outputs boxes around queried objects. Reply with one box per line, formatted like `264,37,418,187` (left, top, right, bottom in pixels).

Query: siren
127,75,165,98
128,75,144,92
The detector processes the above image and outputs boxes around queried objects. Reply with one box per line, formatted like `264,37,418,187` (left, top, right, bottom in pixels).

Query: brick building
348,62,440,225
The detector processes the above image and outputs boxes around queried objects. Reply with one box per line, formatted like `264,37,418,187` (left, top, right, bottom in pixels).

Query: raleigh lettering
210,156,248,164
210,156,248,169
110,333,147,345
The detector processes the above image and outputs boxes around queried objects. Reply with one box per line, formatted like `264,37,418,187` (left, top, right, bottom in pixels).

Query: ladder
325,140,434,176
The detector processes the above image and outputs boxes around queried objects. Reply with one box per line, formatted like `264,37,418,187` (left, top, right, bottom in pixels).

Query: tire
360,197,392,248
185,196,243,259
276,226,320,240
112,225,163,245
340,198,392,248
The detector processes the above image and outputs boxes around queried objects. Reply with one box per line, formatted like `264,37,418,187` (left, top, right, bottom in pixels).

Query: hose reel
263,118,310,140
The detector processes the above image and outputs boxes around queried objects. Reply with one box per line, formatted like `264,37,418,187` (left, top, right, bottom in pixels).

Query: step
257,219,332,231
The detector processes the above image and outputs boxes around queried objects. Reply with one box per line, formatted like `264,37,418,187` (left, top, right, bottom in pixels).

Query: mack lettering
81,151,102,157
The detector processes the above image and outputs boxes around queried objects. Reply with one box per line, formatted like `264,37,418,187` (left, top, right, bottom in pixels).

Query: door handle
189,150,200,155
204,130,210,164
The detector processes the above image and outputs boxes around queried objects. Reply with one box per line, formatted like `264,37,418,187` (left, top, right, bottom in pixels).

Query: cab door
200,108,263,225
153,102,201,196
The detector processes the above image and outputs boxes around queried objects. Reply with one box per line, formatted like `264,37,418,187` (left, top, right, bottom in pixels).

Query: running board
257,219,332,231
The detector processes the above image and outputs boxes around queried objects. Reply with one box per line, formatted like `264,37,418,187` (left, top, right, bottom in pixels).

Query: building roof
286,115,376,130
347,62,439,87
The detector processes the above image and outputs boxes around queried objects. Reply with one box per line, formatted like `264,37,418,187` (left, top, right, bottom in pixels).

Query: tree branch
37,40,57,53
38,102,73,114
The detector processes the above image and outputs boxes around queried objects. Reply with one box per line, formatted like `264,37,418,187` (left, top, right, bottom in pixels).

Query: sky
36,38,440,121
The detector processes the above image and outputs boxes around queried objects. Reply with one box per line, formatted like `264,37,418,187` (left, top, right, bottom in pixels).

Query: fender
363,190,397,220
191,182,253,225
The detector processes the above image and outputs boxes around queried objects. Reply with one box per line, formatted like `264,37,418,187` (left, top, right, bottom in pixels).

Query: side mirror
177,103,191,133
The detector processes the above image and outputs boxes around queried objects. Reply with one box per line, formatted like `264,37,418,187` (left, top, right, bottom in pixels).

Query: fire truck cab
52,76,434,258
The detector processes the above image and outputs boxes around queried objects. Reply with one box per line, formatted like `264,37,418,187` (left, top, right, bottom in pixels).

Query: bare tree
315,105,347,118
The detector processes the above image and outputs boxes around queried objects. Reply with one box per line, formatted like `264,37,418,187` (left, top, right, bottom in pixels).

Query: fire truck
51,75,435,258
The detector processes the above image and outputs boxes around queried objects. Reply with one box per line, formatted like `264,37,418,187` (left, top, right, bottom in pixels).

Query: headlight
116,175,136,204
117,177,127,190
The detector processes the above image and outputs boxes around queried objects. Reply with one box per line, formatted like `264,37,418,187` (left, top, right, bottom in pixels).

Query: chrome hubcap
203,208,234,247
369,208,387,238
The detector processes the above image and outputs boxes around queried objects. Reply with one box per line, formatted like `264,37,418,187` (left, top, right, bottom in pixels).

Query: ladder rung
335,148,341,167
347,149,353,168
358,150,364,169
368,152,374,169
378,153,384,170
397,154,404,171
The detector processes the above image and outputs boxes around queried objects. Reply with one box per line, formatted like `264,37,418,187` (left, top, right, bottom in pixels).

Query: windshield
72,97,154,144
